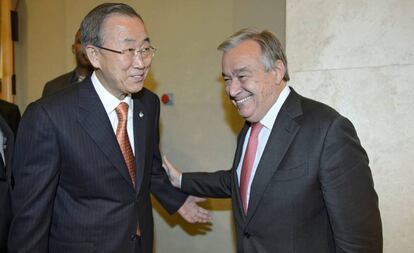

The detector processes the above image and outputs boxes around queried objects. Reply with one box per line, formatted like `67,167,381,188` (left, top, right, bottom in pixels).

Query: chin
238,114,252,122
238,108,255,120
128,84,144,94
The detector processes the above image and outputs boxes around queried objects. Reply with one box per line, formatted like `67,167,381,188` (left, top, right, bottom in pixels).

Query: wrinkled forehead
222,41,263,68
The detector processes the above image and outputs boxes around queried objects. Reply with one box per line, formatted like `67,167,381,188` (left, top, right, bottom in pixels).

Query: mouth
234,95,252,105
129,73,145,82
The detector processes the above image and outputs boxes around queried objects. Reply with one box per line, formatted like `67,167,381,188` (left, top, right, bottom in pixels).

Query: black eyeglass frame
94,45,157,58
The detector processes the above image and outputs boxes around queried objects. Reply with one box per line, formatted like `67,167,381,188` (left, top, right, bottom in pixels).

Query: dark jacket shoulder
289,88,343,125
42,71,76,98
0,99,21,135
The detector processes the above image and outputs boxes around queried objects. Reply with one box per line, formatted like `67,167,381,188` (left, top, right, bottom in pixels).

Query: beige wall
286,0,414,252
233,0,285,45
13,1,285,252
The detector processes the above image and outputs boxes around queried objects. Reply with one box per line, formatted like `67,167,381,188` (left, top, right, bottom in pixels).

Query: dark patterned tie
115,102,136,187
240,122,263,215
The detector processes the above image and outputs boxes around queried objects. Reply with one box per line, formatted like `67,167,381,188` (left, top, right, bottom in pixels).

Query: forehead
222,40,263,72
101,14,148,44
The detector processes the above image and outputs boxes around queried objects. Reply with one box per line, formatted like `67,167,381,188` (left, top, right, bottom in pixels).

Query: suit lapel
245,88,303,222
132,95,147,196
232,124,249,221
77,79,134,189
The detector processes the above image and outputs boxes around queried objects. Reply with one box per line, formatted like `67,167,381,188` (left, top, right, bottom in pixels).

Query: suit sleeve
181,170,232,198
8,102,60,253
180,125,248,198
149,97,188,214
320,116,382,252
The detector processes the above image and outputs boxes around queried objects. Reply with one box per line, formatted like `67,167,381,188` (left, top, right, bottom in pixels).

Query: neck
76,66,93,78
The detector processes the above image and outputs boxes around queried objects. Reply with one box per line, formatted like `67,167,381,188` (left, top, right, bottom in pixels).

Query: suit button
244,232,250,238
130,234,137,241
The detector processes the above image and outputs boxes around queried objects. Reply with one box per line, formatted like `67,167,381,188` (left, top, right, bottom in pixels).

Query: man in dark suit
0,115,14,252
41,29,94,97
0,99,21,136
9,3,210,253
163,28,382,252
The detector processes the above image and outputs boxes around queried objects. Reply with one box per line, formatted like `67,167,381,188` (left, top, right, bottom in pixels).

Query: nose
227,79,242,98
132,54,146,69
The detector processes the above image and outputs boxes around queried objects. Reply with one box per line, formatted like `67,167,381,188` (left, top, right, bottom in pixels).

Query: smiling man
9,3,210,253
163,28,383,252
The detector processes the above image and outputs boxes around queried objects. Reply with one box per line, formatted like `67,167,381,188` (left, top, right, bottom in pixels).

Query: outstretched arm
163,156,232,198
177,196,212,223
149,97,211,224
162,155,183,188
162,156,212,223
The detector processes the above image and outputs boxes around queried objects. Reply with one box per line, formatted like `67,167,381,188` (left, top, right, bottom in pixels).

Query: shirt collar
91,71,132,114
259,85,291,131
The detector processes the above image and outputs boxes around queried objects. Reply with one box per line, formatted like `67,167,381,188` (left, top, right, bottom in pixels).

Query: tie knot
250,122,263,137
116,102,129,121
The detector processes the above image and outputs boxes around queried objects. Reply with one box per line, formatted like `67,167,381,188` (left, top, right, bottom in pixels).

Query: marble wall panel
287,0,414,72
287,0,414,251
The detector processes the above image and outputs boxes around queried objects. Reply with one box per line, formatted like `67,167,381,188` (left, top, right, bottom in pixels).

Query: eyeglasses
95,45,157,61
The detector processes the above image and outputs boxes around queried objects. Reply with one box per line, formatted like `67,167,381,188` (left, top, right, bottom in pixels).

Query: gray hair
218,28,289,82
80,3,143,47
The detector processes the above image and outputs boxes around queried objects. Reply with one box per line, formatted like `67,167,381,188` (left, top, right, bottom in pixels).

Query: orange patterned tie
115,102,136,187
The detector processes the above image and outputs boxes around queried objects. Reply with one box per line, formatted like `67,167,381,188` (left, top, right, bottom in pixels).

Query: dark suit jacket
182,88,382,253
9,78,187,253
0,99,21,136
0,116,14,252
42,69,79,98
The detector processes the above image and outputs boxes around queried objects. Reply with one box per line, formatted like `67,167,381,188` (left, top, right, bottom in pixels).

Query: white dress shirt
91,72,135,154
236,85,291,206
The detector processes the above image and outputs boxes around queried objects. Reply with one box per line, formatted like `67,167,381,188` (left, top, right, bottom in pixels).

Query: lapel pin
139,112,144,118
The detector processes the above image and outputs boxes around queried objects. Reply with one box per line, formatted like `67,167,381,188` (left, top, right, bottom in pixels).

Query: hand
162,155,182,188
178,195,212,223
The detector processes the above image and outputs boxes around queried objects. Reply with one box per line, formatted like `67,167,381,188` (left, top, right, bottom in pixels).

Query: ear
85,45,101,69
271,60,286,84
71,44,76,55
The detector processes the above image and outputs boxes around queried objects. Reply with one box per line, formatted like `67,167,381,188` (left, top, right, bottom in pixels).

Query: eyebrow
124,37,151,44
222,67,251,77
